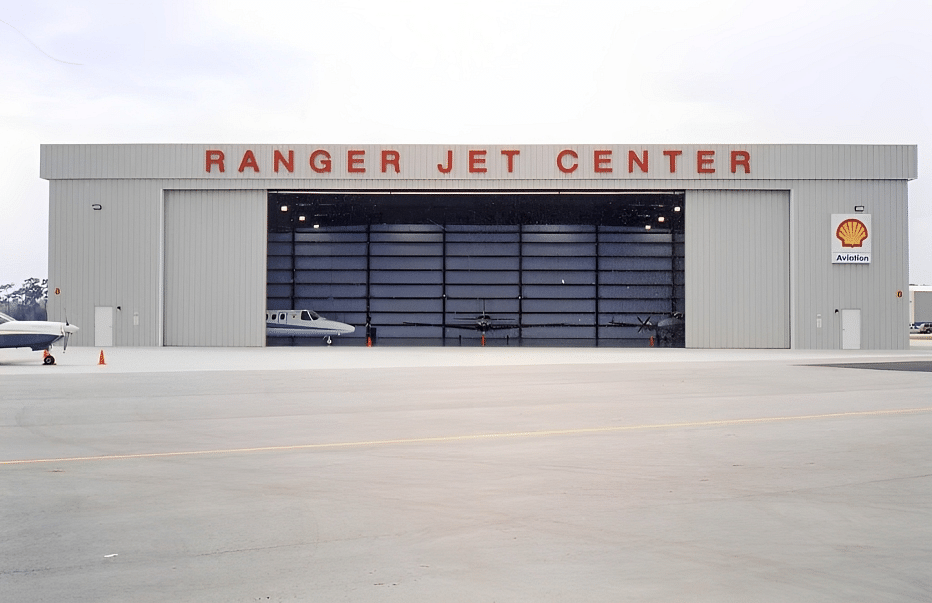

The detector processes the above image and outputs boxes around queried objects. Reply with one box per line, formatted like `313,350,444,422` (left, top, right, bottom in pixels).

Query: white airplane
0,311,79,365
266,310,355,345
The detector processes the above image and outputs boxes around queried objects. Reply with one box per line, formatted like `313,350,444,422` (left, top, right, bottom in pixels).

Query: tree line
0,278,48,321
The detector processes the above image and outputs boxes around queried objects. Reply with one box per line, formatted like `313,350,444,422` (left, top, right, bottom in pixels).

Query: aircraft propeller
62,309,77,351
635,316,654,333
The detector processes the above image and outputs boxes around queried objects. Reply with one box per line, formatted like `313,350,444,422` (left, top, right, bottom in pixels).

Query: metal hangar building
40,144,917,350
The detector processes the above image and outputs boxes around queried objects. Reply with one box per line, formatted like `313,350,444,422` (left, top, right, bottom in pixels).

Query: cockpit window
0,312,14,324
301,310,320,321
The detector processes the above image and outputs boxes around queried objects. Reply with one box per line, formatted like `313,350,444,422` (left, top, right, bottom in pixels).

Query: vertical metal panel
686,191,790,348
163,190,266,346
790,180,909,349
46,179,164,347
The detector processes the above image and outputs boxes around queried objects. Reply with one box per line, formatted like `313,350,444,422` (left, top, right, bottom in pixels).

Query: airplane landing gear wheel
325,336,333,346
43,355,56,365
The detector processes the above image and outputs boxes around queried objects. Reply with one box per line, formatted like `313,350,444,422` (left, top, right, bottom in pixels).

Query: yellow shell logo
836,219,868,248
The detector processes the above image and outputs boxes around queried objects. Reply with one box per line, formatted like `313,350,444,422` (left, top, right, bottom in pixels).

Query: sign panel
831,214,871,264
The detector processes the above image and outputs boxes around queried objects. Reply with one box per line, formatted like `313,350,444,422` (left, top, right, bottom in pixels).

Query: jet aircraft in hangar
266,310,355,345
0,311,79,364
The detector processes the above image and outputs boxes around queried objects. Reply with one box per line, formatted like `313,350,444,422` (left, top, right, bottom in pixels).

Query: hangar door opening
267,192,685,347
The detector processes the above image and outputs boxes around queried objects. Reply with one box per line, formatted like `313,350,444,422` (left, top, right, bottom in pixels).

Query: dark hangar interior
267,191,685,347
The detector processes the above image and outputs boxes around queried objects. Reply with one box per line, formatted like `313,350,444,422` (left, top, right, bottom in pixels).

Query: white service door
95,306,114,347
842,309,861,350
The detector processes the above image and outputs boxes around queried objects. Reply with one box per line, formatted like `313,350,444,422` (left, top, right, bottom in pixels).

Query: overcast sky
2,0,930,287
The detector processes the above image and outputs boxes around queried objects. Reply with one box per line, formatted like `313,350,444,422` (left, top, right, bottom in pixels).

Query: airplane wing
403,321,520,330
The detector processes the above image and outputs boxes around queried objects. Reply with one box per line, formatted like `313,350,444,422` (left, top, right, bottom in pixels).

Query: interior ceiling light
298,215,306,221
645,225,651,230
313,224,320,229
658,216,665,222
280,205,289,212
674,206,681,212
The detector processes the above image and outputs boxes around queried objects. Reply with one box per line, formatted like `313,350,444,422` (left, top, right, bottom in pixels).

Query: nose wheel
43,353,56,365
325,336,333,346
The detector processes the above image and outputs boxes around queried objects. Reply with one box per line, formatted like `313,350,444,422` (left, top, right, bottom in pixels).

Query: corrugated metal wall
163,190,266,346
47,179,163,347
686,191,790,348
791,180,910,349
42,144,915,349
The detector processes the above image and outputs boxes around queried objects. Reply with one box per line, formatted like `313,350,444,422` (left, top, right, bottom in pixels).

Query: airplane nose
64,324,79,334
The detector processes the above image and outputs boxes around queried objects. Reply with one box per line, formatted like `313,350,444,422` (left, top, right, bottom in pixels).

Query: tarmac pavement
2,345,931,602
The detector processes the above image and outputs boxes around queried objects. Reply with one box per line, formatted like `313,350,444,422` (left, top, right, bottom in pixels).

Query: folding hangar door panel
164,190,267,346
685,190,789,348
267,192,685,347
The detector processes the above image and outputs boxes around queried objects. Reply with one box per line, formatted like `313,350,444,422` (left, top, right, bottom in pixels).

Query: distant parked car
910,323,932,334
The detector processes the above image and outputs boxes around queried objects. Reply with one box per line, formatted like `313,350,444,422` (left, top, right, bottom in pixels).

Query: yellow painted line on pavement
3,406,932,466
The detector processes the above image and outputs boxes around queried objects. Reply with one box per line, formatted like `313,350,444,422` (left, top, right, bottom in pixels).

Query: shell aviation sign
832,214,871,264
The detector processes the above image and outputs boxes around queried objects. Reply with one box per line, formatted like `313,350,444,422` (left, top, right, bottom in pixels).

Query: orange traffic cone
366,336,372,347
649,336,655,347
98,350,106,365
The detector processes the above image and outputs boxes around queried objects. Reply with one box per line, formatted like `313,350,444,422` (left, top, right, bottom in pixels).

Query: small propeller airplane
608,312,685,347
404,301,571,346
0,311,79,365
266,310,355,345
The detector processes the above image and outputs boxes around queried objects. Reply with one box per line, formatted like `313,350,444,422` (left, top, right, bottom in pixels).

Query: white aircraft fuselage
0,312,79,358
266,310,355,341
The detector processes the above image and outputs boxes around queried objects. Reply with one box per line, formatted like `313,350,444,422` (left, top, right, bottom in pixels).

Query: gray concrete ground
2,344,932,602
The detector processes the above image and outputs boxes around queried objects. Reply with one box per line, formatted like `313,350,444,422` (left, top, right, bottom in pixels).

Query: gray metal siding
686,191,790,348
47,179,163,347
163,190,266,346
791,181,910,349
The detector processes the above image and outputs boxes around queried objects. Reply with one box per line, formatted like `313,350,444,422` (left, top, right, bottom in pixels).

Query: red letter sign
501,150,520,173
273,150,294,173
347,150,366,174
730,150,750,174
628,150,648,173
663,150,682,173
206,150,225,173
437,150,453,174
557,149,578,174
594,150,613,173
310,150,332,173
697,150,715,174
238,150,260,173
469,150,487,173
381,150,400,173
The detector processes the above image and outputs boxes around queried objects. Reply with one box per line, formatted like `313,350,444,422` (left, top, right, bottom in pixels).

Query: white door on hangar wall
95,306,113,347
841,309,861,350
